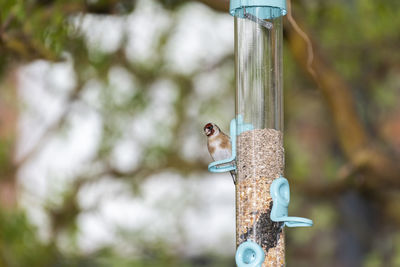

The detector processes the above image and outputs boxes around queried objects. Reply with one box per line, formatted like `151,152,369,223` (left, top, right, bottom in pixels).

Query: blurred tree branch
0,0,135,64
284,10,400,189
195,0,229,11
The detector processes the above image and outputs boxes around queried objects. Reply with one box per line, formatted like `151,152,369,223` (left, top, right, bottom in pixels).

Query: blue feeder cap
230,0,287,19
235,240,265,267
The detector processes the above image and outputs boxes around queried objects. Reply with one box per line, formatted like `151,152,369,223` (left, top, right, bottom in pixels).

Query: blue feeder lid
230,0,287,19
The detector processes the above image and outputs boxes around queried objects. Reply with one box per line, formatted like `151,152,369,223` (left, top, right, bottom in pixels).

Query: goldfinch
204,122,236,184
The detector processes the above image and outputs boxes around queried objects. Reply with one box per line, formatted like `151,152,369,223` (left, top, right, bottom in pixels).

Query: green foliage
0,210,57,266
0,141,13,177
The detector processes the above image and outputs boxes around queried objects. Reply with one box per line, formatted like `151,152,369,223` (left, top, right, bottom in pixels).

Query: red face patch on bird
204,123,215,137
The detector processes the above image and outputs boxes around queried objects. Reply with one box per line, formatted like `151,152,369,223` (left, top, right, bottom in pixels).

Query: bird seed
236,128,285,267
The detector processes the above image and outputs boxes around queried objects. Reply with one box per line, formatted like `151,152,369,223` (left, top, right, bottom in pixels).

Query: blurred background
0,0,400,266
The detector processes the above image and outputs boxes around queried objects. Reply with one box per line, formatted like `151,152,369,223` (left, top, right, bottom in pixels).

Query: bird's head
203,122,219,137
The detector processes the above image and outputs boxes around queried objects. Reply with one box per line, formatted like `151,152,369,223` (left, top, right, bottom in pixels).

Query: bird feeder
208,1,313,266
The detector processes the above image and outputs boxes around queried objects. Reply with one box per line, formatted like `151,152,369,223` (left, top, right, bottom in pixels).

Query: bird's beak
205,128,211,136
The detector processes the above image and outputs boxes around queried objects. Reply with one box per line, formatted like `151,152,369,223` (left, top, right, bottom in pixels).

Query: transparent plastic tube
235,7,285,267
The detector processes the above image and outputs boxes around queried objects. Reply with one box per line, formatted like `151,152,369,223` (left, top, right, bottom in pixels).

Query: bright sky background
16,0,237,257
